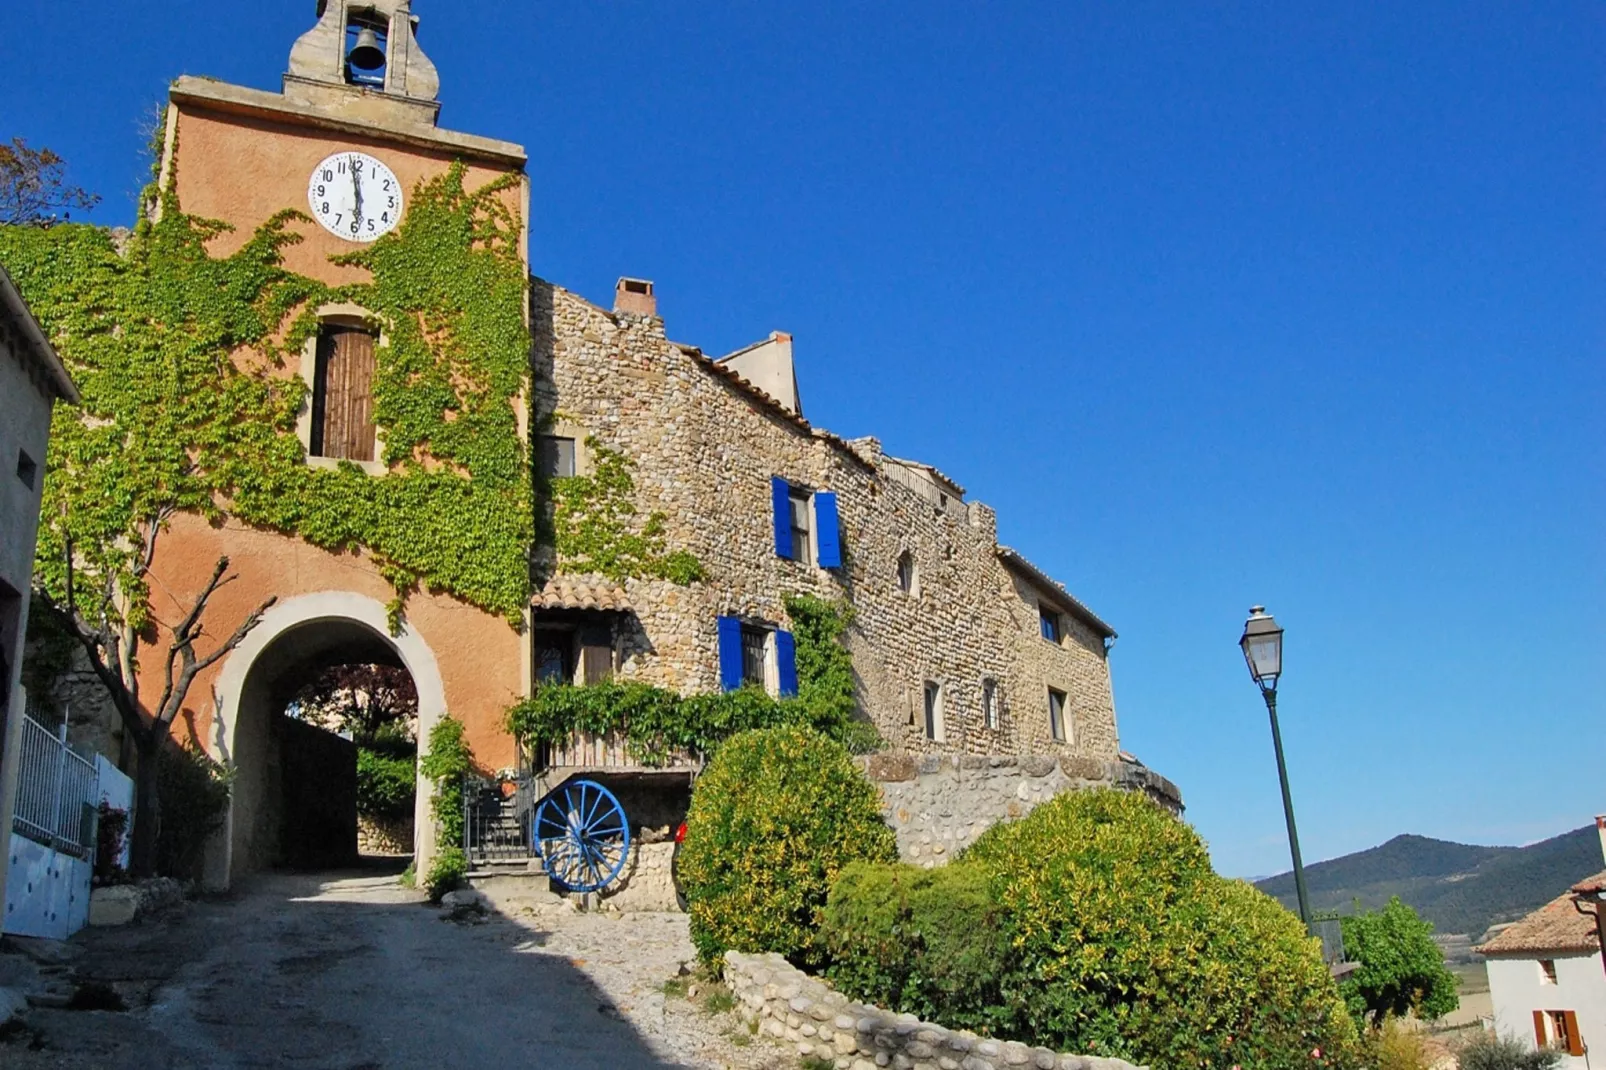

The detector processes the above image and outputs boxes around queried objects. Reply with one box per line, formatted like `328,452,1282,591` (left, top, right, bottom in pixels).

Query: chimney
614,277,656,319
1597,815,1606,866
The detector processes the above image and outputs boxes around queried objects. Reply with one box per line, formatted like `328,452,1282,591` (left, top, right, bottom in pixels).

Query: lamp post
1240,606,1313,931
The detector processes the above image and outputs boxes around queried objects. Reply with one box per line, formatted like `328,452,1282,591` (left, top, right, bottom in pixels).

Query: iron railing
11,700,100,860
464,778,536,864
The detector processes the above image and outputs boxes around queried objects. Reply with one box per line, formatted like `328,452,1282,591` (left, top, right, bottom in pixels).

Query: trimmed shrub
356,746,416,819
155,741,232,880
823,861,1012,1036
1457,1032,1562,1070
824,789,1359,1069
677,725,897,969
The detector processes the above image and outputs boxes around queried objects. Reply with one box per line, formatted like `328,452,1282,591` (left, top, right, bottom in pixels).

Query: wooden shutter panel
775,630,798,697
814,492,841,568
771,477,792,559
1534,1010,1548,1049
717,616,743,692
1564,1011,1583,1056
314,327,377,461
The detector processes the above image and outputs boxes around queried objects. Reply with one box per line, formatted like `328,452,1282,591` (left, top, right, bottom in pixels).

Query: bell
347,27,386,71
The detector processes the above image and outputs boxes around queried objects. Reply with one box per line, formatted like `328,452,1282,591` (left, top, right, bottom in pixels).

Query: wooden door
312,327,377,461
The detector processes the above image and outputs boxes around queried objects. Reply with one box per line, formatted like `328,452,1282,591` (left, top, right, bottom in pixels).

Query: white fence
12,703,99,858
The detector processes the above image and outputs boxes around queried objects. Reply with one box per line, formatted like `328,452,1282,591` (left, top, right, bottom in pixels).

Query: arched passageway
206,593,447,888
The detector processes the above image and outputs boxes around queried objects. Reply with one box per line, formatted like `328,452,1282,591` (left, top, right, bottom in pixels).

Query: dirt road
3,865,789,1069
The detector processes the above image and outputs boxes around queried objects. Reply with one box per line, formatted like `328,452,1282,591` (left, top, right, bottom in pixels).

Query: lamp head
1240,605,1284,692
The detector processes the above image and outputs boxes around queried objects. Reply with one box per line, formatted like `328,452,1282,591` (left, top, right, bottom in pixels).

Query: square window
538,435,577,479
923,681,943,741
788,489,813,566
741,624,769,688
982,678,998,730
1039,605,1062,644
16,449,37,491
1048,688,1068,742
1540,959,1558,985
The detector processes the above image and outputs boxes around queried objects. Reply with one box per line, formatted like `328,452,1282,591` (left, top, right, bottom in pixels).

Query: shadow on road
5,866,701,1070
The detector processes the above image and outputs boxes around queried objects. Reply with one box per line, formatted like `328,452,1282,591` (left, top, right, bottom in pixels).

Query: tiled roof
884,455,967,497
533,575,631,612
1474,871,1606,956
997,547,1116,640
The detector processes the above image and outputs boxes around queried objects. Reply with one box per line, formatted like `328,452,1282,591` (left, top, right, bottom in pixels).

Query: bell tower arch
285,0,442,127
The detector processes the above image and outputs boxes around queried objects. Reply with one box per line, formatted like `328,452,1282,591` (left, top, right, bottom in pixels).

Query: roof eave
0,264,78,404
997,547,1116,640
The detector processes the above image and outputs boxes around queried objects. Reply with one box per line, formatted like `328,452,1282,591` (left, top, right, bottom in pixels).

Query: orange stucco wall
143,99,528,771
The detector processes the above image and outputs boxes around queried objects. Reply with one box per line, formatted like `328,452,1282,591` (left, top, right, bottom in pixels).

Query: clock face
307,151,402,243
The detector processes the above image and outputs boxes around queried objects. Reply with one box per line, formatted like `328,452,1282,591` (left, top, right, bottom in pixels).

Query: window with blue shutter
717,616,744,691
775,630,798,697
771,476,793,559
813,492,841,568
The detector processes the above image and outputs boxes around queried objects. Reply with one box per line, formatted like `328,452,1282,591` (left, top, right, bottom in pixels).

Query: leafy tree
291,662,417,745
1338,896,1460,1027
0,137,99,224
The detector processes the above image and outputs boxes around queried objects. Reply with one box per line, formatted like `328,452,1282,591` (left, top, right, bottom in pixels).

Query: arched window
896,550,916,594
310,323,377,462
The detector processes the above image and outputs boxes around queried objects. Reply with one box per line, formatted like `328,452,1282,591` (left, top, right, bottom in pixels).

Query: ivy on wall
546,437,703,585
1,161,533,626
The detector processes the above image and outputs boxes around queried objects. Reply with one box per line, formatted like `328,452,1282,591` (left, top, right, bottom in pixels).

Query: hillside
1254,825,1602,938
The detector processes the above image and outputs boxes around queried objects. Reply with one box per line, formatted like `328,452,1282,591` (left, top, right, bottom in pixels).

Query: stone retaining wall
357,813,414,856
723,950,1144,1070
859,753,1183,865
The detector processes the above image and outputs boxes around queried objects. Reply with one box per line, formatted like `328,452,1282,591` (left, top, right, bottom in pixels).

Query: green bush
823,861,1012,1036
1458,1032,1562,1070
356,747,416,819
419,716,472,849
155,741,232,880
1339,897,1459,1027
677,725,897,969
824,789,1359,1069
425,846,468,902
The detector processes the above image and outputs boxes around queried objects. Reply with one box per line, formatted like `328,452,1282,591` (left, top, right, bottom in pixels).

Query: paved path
3,866,790,1070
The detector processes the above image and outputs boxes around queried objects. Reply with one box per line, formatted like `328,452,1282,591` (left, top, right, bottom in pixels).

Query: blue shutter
814,491,841,569
717,616,744,692
771,476,792,558
775,629,798,698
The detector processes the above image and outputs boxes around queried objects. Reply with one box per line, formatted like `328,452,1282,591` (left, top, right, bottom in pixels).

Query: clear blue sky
4,2,1601,878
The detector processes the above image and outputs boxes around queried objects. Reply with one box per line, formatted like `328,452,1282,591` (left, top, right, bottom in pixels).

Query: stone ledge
723,949,1146,1070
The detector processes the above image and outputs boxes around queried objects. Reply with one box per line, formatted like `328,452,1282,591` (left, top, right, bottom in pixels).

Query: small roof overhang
997,546,1115,641
533,575,631,613
0,264,78,404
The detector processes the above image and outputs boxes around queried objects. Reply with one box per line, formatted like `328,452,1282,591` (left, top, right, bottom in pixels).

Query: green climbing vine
546,437,703,585
0,160,533,626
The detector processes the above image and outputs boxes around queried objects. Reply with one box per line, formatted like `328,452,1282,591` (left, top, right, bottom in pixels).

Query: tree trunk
128,732,161,878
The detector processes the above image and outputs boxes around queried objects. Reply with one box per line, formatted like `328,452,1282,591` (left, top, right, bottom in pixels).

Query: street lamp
1240,606,1313,930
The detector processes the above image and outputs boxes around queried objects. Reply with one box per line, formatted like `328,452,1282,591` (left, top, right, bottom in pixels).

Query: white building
1477,817,1606,1067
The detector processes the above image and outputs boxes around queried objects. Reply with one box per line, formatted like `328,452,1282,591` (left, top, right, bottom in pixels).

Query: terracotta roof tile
533,575,631,612
1474,870,1606,956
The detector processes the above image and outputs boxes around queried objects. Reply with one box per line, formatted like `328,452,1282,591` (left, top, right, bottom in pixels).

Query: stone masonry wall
723,950,1145,1070
860,753,1184,865
532,280,1121,760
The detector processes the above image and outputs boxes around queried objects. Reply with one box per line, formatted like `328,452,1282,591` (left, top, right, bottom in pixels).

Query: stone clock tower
148,3,530,887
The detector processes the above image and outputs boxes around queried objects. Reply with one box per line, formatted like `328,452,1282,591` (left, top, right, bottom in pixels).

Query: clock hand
351,157,363,228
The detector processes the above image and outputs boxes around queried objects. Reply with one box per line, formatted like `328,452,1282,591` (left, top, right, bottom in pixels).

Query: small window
923,681,943,741
741,624,769,688
1539,959,1558,985
982,678,998,730
1048,688,1067,742
788,488,813,567
896,551,916,594
16,449,37,491
538,435,576,479
311,325,378,462
1039,605,1062,644
533,629,574,687
1548,1010,1577,1054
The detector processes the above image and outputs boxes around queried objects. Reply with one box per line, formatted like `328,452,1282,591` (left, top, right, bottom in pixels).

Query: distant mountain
1254,825,1603,939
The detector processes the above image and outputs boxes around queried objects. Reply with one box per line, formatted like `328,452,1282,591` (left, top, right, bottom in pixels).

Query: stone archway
204,592,447,889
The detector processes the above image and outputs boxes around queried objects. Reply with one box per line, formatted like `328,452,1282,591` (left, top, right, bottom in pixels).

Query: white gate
4,697,103,939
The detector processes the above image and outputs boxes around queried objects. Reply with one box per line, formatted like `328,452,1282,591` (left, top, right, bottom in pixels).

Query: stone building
19,2,1167,887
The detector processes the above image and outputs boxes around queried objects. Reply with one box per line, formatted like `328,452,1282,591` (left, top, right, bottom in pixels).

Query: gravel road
1,863,794,1070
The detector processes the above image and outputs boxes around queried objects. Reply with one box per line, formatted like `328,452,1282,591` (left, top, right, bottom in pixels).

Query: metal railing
464,779,536,864
11,702,101,860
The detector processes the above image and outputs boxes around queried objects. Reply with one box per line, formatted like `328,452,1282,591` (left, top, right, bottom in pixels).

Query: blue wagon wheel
534,779,631,893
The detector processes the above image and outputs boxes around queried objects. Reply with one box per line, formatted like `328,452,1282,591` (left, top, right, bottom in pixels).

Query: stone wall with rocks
20,638,124,764
598,840,679,912
723,949,1145,1070
532,280,1121,760
860,753,1184,865
357,813,414,855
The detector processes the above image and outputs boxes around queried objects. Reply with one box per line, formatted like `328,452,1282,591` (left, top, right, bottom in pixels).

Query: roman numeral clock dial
307,151,402,242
